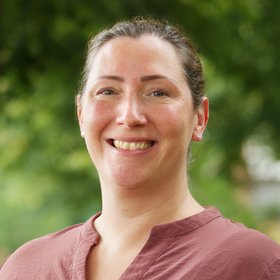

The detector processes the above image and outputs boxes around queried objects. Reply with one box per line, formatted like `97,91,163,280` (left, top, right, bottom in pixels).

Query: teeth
113,140,153,150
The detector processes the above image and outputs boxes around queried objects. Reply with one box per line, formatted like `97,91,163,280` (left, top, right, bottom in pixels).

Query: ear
76,94,85,138
192,97,209,142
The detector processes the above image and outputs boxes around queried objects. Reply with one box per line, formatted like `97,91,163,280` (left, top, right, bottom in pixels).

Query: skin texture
77,35,209,279
78,35,208,190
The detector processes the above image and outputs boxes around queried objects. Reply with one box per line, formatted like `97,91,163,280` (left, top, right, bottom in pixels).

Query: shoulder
259,259,280,280
220,218,280,257
187,209,280,279
12,222,84,259
0,221,90,279
208,215,280,278
197,209,280,257
229,227,280,279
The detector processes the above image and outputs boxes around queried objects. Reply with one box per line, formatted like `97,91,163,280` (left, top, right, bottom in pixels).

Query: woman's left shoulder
210,217,280,279
225,219,280,254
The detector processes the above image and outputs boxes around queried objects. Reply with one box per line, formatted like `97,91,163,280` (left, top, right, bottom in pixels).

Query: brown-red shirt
1,208,280,279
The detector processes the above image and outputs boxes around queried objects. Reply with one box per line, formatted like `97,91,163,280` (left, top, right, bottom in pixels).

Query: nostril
116,102,147,127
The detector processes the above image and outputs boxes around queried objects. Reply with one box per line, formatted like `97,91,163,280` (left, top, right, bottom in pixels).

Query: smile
110,140,155,150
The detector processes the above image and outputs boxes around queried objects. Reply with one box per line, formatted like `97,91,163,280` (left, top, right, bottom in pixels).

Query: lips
109,139,155,150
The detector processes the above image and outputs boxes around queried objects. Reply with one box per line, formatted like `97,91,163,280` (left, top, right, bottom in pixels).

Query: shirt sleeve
259,259,280,280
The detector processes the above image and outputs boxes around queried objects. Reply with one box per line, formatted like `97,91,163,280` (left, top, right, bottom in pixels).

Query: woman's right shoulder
0,222,85,279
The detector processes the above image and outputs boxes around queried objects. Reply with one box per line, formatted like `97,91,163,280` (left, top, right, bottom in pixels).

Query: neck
94,174,204,250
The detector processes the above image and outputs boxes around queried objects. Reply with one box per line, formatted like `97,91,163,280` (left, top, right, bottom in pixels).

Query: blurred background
1,0,280,262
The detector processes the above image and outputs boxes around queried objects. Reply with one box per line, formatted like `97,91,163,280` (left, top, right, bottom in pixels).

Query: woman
1,17,280,280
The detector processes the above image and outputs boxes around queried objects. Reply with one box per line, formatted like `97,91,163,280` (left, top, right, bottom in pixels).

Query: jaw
96,137,189,195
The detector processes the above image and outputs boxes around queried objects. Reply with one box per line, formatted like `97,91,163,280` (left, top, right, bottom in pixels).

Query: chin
112,177,148,190
108,168,150,190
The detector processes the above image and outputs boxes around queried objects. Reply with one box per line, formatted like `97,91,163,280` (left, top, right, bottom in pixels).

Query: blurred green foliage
1,0,280,261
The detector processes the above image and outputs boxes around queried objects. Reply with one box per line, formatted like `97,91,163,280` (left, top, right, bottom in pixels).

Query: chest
84,236,266,280
86,244,142,280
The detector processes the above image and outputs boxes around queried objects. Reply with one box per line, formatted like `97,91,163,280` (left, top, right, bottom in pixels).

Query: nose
116,95,147,128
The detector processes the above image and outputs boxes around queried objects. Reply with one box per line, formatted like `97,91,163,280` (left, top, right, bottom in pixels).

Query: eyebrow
98,74,170,83
141,75,169,82
98,75,124,82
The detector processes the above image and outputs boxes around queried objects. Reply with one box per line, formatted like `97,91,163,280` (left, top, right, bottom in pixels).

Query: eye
149,89,169,97
97,88,117,96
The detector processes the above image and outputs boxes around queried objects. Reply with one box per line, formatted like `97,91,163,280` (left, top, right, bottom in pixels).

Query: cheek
82,101,114,131
154,105,194,137
81,101,114,165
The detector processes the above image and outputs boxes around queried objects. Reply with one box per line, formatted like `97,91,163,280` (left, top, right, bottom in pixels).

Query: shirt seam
71,236,87,280
136,236,177,280
257,258,280,280
158,214,221,238
71,231,99,280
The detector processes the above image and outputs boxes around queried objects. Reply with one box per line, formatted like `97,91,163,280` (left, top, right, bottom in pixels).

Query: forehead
90,35,185,81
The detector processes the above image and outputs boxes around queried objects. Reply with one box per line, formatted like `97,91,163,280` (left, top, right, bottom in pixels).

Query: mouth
108,139,155,151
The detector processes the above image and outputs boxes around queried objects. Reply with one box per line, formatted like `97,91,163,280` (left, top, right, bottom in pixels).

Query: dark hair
79,17,204,107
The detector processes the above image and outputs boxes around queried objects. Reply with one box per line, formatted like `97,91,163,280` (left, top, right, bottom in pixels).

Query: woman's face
78,35,208,189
